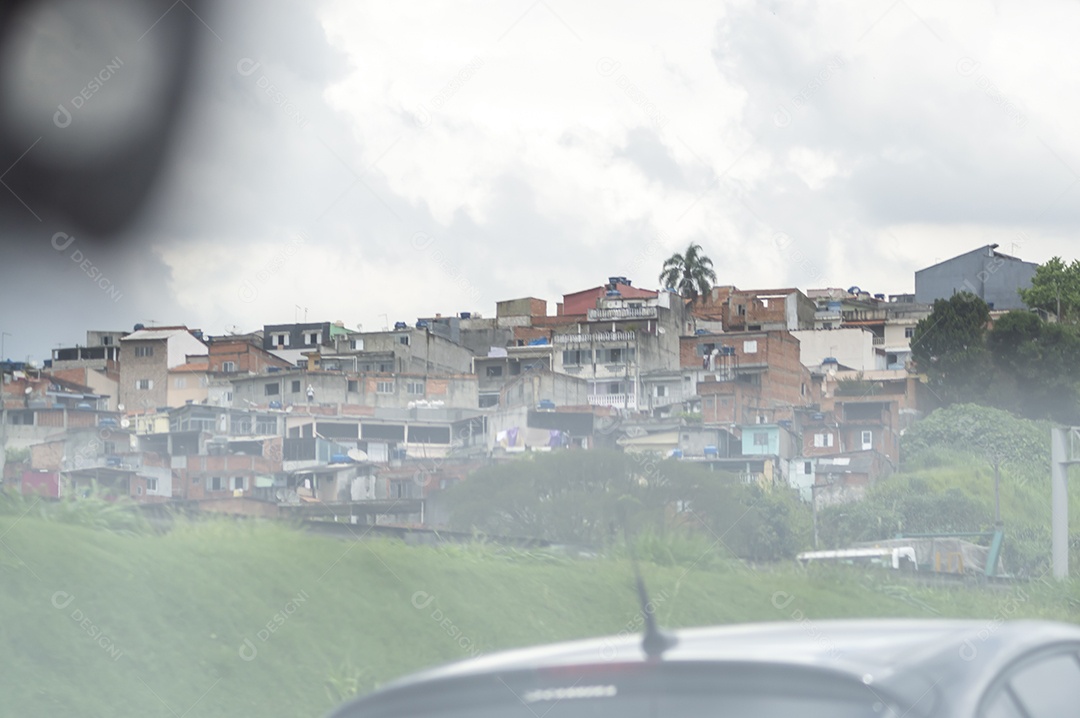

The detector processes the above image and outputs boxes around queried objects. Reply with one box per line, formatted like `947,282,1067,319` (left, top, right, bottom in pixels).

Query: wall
915,246,1036,311
790,328,876,371
119,339,168,410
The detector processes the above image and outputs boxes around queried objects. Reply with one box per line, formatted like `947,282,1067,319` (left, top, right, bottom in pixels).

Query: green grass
3,516,1080,718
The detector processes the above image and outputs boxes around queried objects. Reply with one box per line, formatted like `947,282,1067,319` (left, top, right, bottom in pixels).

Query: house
473,345,554,408
915,244,1037,311
687,330,811,426
790,327,879,372
497,368,589,410
691,286,816,332
48,330,125,410
550,277,687,411
804,288,931,370
314,326,474,375
118,326,207,411
487,405,593,452
166,356,210,407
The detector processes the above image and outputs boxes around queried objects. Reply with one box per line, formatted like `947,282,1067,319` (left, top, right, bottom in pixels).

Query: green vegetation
444,450,811,560
911,279,1080,422
1018,255,1080,324
659,242,717,301
3,513,1080,718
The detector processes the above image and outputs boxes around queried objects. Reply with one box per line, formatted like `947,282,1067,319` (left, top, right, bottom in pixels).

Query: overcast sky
2,0,1079,362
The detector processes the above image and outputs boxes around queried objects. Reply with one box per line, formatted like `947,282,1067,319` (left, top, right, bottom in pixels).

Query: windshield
1,2,1078,717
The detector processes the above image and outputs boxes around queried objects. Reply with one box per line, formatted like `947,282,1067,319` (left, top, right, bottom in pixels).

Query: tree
1018,256,1080,323
659,243,717,301
986,310,1080,423
909,292,992,404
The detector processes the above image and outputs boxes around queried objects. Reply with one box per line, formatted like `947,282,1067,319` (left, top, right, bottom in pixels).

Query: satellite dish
285,405,293,413
117,403,125,411
24,386,32,394
120,418,130,428
347,448,368,462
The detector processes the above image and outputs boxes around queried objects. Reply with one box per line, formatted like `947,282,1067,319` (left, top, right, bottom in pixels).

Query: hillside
3,516,1080,718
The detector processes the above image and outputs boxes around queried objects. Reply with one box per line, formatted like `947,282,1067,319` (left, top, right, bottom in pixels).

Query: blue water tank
670,448,683,458
537,399,556,410
394,321,408,330
459,312,471,319
331,453,349,464
269,400,282,410
704,445,718,457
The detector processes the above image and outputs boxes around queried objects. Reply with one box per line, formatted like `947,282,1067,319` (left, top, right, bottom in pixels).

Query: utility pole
993,456,1002,526
0,331,10,362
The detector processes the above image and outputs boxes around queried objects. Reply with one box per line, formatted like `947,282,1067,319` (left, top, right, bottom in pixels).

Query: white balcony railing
587,306,658,321
587,393,638,409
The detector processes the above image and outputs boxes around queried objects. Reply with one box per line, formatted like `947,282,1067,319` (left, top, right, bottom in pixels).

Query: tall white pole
1051,427,1069,580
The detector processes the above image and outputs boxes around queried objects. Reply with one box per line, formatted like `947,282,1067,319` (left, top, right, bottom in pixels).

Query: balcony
587,394,638,409
872,335,885,345
587,306,658,321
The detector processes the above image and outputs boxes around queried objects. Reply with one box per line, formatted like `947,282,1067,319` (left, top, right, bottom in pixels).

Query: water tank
393,321,408,330
415,320,430,329
268,400,282,410
703,446,718,457
459,312,471,319
669,448,683,459
133,323,145,331
330,454,349,464
537,399,556,410
823,356,838,364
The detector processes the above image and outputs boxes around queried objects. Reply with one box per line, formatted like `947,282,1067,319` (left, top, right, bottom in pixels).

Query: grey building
915,244,1036,311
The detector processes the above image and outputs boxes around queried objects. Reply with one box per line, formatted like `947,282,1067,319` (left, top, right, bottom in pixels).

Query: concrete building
692,286,816,332
315,327,474,375
915,244,1037,311
118,327,207,412
550,278,686,410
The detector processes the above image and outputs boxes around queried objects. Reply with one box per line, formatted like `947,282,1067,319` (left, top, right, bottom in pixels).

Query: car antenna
621,518,677,661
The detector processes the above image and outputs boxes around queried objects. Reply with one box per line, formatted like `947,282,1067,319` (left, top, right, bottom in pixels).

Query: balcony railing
587,393,638,409
587,306,658,321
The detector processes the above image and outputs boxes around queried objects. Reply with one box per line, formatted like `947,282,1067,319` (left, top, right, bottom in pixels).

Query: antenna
620,515,677,660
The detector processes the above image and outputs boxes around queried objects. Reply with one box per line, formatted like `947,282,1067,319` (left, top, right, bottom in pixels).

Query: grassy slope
3,517,1080,718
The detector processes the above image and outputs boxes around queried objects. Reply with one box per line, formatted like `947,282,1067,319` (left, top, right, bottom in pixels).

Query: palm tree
659,242,716,301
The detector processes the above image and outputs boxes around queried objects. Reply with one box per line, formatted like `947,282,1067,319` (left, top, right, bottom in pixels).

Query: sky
2,0,1079,363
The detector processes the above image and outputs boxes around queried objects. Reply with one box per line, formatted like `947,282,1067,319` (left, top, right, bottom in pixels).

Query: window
743,340,758,354
271,332,289,348
486,365,503,377
135,379,153,390
814,433,834,448
221,361,236,373
377,381,395,394
264,383,279,395
994,651,1080,717
378,362,393,372
351,339,363,350
305,331,320,345
398,334,410,345
255,418,277,434
146,477,157,491
753,432,769,446
406,381,424,395
291,380,301,393
904,326,915,338
804,461,812,474
509,363,521,375
347,380,359,392
136,486,143,495
562,349,592,366
655,385,667,397
101,336,111,345
174,377,186,389
210,476,223,491
232,476,246,491
861,430,873,449
737,304,746,316
134,346,154,357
